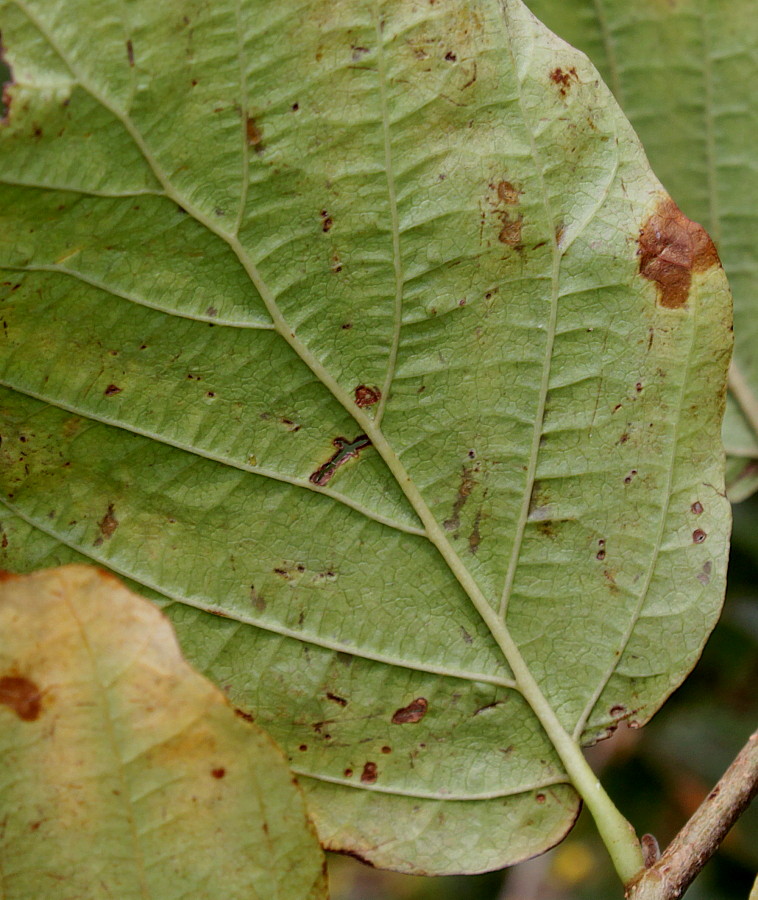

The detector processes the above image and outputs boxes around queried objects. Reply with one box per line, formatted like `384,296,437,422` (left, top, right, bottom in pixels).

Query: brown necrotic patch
549,66,578,97
354,384,381,408
638,197,721,309
360,761,378,784
0,675,43,721
308,435,371,486
246,117,264,151
391,697,428,724
94,503,118,545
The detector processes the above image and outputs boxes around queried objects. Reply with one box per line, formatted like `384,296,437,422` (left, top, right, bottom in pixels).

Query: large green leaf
524,0,758,500
0,0,731,875
0,565,327,900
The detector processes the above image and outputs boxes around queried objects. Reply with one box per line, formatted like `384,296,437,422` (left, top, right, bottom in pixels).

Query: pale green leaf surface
525,0,758,498
0,565,327,900
0,0,731,874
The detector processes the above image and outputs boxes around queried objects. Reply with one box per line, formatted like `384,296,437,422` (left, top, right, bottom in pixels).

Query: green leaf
0,0,731,876
0,565,327,900
524,0,758,500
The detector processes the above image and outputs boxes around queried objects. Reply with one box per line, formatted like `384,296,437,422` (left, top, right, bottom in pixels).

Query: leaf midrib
10,0,579,764
0,499,516,690
7,0,651,829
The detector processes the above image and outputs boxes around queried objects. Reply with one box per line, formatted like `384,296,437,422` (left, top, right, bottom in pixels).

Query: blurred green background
327,496,758,897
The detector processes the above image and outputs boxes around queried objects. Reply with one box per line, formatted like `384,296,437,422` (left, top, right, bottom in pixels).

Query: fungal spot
535,793,546,804
235,708,254,723
211,767,226,779
331,253,342,273
498,216,523,247
351,45,370,61
291,102,299,111
497,180,521,205
341,322,352,330
691,501,704,515
0,675,42,721
460,627,473,645
391,697,428,724
104,384,122,396
94,503,118,546
549,66,578,97
298,744,308,751
309,435,372,486
444,466,476,532
343,768,353,777
638,197,721,309
624,470,638,485
381,745,392,754
320,209,333,232
360,761,378,784
246,117,264,151
354,384,381,408
609,704,626,716
473,700,503,716
326,692,347,707
693,529,707,544
126,39,134,66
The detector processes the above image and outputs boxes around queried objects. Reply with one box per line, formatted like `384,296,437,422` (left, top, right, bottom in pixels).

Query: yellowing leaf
0,565,327,900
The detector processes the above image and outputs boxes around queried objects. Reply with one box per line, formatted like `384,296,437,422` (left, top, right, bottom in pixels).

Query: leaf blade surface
0,0,732,874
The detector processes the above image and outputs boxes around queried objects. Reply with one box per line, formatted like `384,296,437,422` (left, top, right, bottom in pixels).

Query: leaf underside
0,565,327,900
0,0,731,874
525,0,758,501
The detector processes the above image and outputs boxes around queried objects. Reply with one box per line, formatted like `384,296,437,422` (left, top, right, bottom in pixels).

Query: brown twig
627,728,758,899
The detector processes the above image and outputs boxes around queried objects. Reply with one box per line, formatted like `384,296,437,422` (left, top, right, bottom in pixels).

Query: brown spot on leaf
444,466,476,532
326,692,347,707
549,66,578,97
126,40,134,66
235,708,254,723
211,767,226,779
309,435,371,486
0,676,42,721
498,216,523,247
104,384,122,396
535,793,546,804
638,197,721,309
354,384,381,408
360,761,378,784
693,529,707,544
246,117,264,151
320,209,333,232
343,768,353,777
609,704,626,716
392,697,428,724
497,180,521,204
691,501,704,515
468,510,482,554
94,503,118,545
381,745,392,754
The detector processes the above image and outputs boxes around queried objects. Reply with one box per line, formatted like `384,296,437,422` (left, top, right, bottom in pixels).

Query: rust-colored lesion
354,384,381,408
391,697,428,724
0,675,43,721
638,197,721,309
